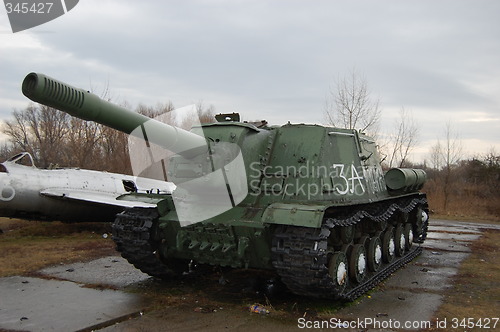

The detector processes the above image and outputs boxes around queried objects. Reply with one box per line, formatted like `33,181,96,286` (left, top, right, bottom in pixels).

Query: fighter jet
0,152,174,222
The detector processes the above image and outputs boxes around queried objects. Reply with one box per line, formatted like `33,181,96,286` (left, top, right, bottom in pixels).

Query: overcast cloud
1,0,499,161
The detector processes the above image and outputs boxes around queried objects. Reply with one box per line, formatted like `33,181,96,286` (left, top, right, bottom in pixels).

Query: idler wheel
404,223,414,250
367,235,382,272
328,252,348,292
349,244,367,283
394,224,406,257
413,206,425,237
382,227,395,263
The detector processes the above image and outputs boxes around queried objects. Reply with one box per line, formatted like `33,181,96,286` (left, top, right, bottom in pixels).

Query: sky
1,0,499,163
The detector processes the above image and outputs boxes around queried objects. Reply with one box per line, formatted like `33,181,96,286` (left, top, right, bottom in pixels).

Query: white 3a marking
332,164,365,195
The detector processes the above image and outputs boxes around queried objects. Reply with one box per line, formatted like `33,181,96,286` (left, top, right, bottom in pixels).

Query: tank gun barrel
22,72,207,157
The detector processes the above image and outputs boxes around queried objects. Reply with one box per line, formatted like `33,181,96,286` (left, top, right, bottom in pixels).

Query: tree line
0,101,214,174
422,149,500,220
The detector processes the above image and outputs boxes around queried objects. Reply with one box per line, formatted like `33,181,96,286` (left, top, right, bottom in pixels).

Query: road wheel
349,244,367,283
382,227,395,263
413,206,429,242
328,252,348,292
395,224,406,257
404,223,414,250
367,236,382,272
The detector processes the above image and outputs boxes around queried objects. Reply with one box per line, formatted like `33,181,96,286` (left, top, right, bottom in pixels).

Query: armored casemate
22,72,428,300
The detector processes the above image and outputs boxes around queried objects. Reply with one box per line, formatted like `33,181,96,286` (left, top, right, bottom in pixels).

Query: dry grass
424,180,500,222
0,218,115,277
430,229,500,330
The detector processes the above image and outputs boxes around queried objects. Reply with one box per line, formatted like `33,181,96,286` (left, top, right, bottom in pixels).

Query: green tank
22,72,429,300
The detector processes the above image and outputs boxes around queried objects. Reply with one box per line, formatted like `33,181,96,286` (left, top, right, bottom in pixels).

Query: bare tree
429,143,442,170
2,103,132,172
99,125,131,174
388,107,419,168
483,147,499,168
137,102,175,119
430,121,463,210
436,121,463,169
3,104,69,167
65,117,101,168
324,68,381,136
195,100,216,124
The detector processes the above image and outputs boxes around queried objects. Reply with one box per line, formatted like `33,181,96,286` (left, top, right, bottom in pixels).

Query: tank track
112,208,177,279
271,196,428,301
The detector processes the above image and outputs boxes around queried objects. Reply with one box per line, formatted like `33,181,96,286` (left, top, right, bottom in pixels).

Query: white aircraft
0,152,174,222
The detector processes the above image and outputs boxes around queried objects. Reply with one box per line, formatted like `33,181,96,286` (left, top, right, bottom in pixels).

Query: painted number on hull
332,164,365,195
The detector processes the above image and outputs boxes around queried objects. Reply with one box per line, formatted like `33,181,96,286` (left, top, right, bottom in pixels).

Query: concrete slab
336,291,442,331
421,239,472,252
430,219,500,231
458,222,500,231
384,264,457,291
0,276,144,332
427,225,483,234
426,232,481,242
40,256,151,288
416,249,470,268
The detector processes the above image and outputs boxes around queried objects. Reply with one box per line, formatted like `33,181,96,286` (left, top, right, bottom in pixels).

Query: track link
271,196,428,300
112,208,176,279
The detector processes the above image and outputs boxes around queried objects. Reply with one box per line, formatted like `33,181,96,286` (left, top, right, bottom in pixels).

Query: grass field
0,218,115,277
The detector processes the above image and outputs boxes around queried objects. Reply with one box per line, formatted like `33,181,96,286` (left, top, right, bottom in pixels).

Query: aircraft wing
40,188,158,208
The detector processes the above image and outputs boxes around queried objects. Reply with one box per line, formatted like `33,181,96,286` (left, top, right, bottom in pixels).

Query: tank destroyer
22,72,428,300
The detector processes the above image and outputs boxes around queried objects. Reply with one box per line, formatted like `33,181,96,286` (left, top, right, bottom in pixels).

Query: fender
261,203,327,228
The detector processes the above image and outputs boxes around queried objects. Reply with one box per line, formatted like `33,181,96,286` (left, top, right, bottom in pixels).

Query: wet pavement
0,256,150,332
0,274,145,332
0,218,497,331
